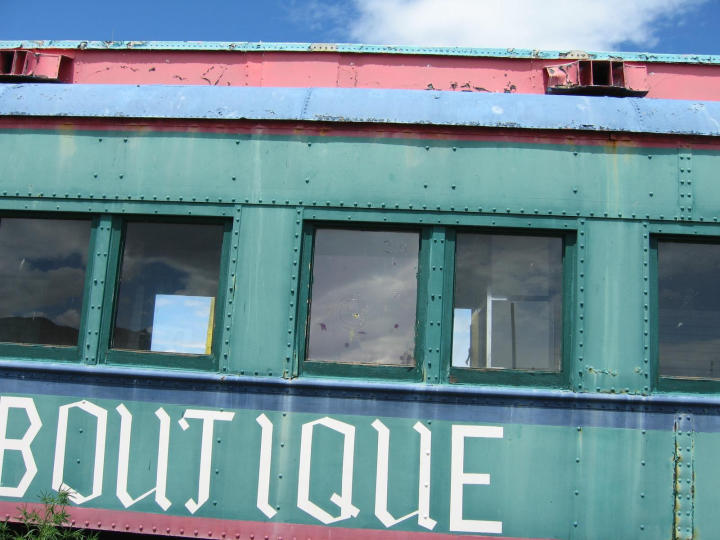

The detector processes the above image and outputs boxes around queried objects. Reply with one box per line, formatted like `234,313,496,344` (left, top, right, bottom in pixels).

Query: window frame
297,219,575,387
296,223,429,381
651,234,720,393
442,228,575,388
97,215,232,371
0,212,97,363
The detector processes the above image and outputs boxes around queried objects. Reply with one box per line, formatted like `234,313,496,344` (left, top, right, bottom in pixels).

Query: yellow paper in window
205,297,215,355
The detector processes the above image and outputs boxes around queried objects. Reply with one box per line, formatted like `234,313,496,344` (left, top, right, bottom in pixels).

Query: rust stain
586,366,618,376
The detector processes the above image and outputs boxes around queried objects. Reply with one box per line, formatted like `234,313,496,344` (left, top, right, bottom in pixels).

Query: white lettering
179,409,235,514
449,424,503,534
52,400,107,504
116,404,171,510
0,396,42,497
297,417,359,524
255,414,277,518
372,419,436,530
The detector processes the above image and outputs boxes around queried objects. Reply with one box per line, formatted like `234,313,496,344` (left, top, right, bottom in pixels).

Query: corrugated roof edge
1,40,719,65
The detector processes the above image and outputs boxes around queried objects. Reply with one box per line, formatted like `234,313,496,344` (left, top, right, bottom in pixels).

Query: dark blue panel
0,362,690,432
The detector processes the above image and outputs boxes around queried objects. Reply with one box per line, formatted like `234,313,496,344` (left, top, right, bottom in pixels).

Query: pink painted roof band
2,46,720,101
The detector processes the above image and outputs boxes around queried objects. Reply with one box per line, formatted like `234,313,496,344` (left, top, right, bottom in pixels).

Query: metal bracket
546,60,648,97
678,151,694,221
673,413,694,540
0,50,71,82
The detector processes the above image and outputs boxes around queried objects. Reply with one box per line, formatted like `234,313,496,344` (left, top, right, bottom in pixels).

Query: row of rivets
82,216,114,364
424,228,446,383
642,223,650,392
9,191,720,229
285,208,304,377
572,424,583,533
678,152,693,221
636,426,648,534
221,209,242,372
4,190,719,223
673,414,694,540
576,219,585,390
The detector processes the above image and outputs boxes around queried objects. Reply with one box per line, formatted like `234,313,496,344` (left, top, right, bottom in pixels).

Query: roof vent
545,60,648,97
0,50,72,82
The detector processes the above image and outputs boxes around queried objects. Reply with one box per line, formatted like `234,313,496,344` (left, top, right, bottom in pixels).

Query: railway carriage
0,41,719,539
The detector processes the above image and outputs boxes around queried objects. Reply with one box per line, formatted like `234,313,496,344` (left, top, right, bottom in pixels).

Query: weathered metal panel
690,417,720,540
0,128,707,225
0,40,719,540
229,206,298,376
581,221,647,394
3,84,720,136
673,414,695,540
0,372,683,539
2,43,719,99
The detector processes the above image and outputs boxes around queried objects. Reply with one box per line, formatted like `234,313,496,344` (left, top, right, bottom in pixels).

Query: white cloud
348,0,707,52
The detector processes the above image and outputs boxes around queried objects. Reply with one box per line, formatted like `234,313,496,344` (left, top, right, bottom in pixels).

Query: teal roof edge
1,40,719,65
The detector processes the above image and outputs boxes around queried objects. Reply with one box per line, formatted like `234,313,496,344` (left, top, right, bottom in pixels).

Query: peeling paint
2,84,718,137
587,366,618,377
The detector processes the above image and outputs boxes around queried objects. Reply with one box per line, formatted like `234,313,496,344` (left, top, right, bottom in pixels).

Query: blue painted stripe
0,358,717,410
2,84,719,137
0,362,688,433
1,40,719,64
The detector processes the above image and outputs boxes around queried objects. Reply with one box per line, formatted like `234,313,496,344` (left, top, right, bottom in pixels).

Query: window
448,230,570,386
299,223,572,386
103,219,227,370
655,238,720,390
0,213,229,369
300,227,423,379
0,216,91,359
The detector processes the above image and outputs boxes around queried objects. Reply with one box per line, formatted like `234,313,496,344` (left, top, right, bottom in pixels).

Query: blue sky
1,0,718,54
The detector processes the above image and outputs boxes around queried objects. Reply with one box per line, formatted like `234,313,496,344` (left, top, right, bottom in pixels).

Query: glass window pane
658,240,720,378
306,229,419,366
452,233,563,371
0,217,90,346
112,222,223,355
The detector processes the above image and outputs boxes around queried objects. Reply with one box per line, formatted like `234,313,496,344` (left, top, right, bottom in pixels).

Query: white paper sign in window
150,295,215,355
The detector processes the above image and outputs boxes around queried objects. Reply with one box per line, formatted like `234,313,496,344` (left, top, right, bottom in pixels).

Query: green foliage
0,491,98,540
